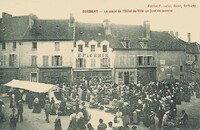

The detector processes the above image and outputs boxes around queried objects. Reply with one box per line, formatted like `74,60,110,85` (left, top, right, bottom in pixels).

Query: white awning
4,79,59,93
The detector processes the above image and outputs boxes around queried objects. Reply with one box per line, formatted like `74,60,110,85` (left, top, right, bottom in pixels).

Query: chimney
69,13,75,27
2,12,12,23
175,32,179,39
169,31,174,37
103,19,111,35
144,20,150,39
188,33,191,44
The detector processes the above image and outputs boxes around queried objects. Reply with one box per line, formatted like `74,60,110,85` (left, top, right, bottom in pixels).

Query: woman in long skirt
54,113,62,130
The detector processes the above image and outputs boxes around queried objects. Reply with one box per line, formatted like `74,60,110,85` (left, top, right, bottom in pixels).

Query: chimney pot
144,20,150,39
2,12,12,23
103,19,111,35
175,32,179,39
69,13,75,27
188,33,191,44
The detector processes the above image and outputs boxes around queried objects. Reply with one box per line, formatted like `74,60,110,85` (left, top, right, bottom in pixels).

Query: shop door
31,72,38,82
124,72,129,85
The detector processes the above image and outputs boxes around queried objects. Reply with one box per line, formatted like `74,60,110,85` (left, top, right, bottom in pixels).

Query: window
52,56,62,66
91,59,95,68
85,42,89,47
32,42,37,50
76,58,86,67
103,45,107,52
13,42,16,50
31,56,37,66
121,37,130,48
91,45,95,52
129,55,135,66
180,65,183,72
101,58,110,67
144,56,148,65
147,56,153,65
43,56,49,66
9,54,17,67
119,55,126,66
138,56,143,65
0,55,6,66
55,42,60,51
2,42,6,50
78,45,83,52
195,55,198,61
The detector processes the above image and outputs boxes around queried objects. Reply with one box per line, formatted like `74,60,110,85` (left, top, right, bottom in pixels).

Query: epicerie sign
78,53,109,58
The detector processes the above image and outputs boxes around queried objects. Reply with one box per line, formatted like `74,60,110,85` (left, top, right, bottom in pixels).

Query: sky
0,0,200,43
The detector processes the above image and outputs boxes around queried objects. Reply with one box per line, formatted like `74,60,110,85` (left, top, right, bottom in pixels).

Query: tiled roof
75,22,187,50
0,15,30,41
0,15,73,42
187,42,200,54
24,19,73,41
147,31,186,50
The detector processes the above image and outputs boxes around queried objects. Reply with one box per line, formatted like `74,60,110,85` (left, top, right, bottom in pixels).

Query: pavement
0,94,200,130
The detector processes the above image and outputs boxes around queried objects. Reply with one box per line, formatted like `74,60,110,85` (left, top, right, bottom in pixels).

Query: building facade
1,12,199,85
0,12,74,84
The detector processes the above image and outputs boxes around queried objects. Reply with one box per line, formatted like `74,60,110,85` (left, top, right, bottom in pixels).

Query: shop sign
78,53,109,58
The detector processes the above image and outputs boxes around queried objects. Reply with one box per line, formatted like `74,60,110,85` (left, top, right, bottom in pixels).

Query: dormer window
121,36,130,48
139,38,148,49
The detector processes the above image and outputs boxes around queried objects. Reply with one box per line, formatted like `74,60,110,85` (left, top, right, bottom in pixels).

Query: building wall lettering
77,53,109,58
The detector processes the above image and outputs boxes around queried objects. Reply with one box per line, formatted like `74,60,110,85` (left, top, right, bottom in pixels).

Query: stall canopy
4,79,59,93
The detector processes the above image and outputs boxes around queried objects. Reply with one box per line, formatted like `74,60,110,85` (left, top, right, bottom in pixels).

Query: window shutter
100,58,103,67
76,59,78,67
0,55,3,66
43,56,45,66
14,54,17,67
9,54,11,66
60,56,62,66
84,59,86,67
136,56,139,66
108,58,110,67
52,56,54,66
3,55,6,66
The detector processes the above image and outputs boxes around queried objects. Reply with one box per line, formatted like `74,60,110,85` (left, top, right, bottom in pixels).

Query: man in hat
16,100,23,122
9,108,18,130
44,100,51,123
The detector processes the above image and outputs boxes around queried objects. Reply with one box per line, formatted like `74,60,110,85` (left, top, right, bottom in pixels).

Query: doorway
124,72,129,85
30,72,38,82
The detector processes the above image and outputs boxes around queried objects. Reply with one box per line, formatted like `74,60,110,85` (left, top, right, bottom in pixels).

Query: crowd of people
1,79,200,130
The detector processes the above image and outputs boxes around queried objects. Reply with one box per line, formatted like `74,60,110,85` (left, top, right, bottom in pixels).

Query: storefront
73,69,112,84
115,69,137,85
